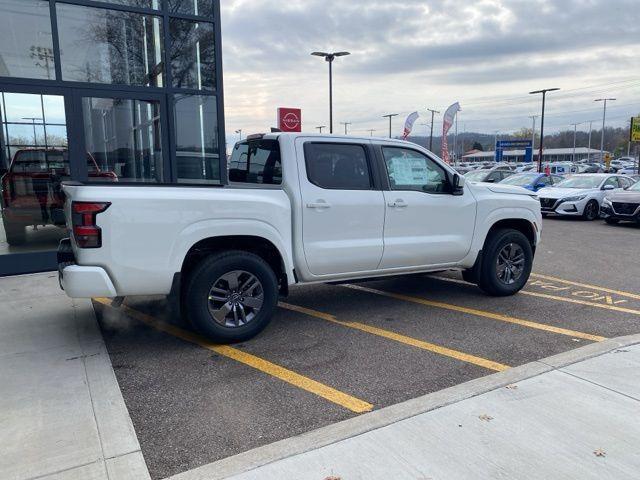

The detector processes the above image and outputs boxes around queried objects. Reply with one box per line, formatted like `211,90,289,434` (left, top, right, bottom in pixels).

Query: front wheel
583,200,600,221
183,251,279,343
478,229,533,297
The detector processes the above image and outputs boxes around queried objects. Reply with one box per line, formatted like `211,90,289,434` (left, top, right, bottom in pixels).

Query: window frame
378,145,453,195
303,141,377,191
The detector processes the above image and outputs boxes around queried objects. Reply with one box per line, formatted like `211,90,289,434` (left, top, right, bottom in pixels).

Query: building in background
463,148,606,164
0,0,225,276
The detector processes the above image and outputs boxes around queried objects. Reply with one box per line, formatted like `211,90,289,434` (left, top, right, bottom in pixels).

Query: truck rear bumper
60,265,118,298
58,238,117,298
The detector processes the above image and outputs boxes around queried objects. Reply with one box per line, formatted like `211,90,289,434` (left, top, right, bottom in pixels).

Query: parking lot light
595,98,616,161
529,88,560,172
311,51,351,134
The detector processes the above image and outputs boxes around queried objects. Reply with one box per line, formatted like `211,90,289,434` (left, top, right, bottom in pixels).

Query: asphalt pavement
95,217,640,480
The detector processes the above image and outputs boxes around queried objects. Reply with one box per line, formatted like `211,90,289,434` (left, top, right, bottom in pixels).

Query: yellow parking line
93,298,373,414
434,275,640,319
343,284,606,343
530,273,640,300
279,302,509,372
519,290,640,317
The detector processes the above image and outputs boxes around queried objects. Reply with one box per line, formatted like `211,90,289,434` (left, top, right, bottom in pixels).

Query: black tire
2,218,26,246
183,251,279,343
477,229,533,297
605,217,619,225
462,269,478,284
583,200,599,221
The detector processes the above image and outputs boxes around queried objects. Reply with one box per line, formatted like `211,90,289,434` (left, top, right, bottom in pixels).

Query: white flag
402,111,420,140
441,102,461,163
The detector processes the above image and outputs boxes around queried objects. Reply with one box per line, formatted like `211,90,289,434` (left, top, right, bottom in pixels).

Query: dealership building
0,0,226,276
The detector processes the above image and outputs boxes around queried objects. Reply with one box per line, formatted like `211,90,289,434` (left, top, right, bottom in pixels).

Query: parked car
601,180,640,225
499,172,565,192
1,148,117,245
57,133,542,343
464,169,513,183
618,167,640,175
537,174,635,220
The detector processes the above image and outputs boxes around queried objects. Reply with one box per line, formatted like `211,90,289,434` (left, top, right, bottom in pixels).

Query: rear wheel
478,229,533,297
2,218,26,246
583,200,599,221
183,251,279,343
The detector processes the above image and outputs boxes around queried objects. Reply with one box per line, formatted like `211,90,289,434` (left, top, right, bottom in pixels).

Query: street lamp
569,122,584,163
311,51,351,134
529,88,560,172
235,129,242,141
529,115,538,151
316,126,326,133
426,108,440,151
595,98,616,162
367,129,376,137
382,113,399,138
340,122,352,135
22,117,43,145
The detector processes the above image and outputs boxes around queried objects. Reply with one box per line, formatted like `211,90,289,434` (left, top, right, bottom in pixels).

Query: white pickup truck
58,133,542,342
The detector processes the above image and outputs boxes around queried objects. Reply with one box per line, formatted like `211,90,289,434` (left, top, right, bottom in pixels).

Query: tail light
71,202,110,248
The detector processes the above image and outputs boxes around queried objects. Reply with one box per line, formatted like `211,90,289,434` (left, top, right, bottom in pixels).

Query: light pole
382,113,399,138
311,51,351,134
22,117,43,145
426,108,440,151
234,129,242,141
595,98,615,162
587,120,593,161
529,88,560,172
367,129,376,137
340,122,352,135
316,126,326,133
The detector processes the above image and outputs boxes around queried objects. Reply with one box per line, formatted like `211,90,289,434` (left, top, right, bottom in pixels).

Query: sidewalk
0,273,149,480
173,336,640,480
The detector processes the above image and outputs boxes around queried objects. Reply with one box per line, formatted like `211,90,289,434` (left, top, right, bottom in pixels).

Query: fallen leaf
479,414,494,422
506,384,518,390
594,449,606,457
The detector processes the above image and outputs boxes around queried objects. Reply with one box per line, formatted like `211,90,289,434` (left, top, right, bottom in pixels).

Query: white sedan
537,174,636,220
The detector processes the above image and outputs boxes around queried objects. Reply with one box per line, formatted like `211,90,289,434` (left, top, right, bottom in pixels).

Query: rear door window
229,139,282,185
304,143,372,190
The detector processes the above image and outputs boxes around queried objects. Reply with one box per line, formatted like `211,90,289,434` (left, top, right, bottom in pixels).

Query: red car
1,148,117,245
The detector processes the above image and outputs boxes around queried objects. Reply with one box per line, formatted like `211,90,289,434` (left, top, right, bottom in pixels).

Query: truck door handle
307,201,331,210
388,200,408,208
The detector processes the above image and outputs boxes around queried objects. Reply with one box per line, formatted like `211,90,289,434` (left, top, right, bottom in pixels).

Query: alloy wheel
496,243,525,285
207,270,264,328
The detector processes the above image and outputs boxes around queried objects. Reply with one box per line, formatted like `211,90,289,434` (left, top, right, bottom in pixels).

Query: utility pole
595,98,616,162
382,114,399,138
340,122,352,135
530,88,560,173
587,120,593,161
426,108,440,151
316,126,326,133
367,129,376,137
570,122,582,163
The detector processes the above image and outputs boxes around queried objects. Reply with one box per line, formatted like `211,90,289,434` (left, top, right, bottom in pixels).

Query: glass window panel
0,92,69,253
170,19,215,91
57,3,164,87
174,94,219,184
229,140,282,185
6,124,46,147
168,0,213,17
382,147,449,194
98,0,161,9
44,125,68,147
304,143,372,190
0,0,56,80
82,97,163,183
42,95,66,125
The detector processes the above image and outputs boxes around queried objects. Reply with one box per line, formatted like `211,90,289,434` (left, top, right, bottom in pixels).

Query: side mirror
452,173,464,195
602,184,615,191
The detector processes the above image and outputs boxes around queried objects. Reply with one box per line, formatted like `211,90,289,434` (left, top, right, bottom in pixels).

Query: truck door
378,145,476,268
296,138,385,276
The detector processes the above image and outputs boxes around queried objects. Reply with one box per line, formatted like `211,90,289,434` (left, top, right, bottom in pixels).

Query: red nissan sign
277,108,302,132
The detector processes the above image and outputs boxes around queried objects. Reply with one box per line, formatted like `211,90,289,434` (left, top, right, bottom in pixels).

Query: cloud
220,0,640,143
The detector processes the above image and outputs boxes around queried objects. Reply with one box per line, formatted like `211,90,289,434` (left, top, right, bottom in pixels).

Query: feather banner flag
441,102,461,163
402,111,420,140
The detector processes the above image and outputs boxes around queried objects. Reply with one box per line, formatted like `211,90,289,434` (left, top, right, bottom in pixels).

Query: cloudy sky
220,0,639,143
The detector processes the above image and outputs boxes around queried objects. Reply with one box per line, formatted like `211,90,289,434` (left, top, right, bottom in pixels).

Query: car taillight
71,202,110,248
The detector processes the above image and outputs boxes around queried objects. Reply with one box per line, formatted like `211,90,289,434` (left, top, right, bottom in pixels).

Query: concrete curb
166,333,640,480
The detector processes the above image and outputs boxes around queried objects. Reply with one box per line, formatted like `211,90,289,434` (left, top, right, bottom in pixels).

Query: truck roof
247,132,412,144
